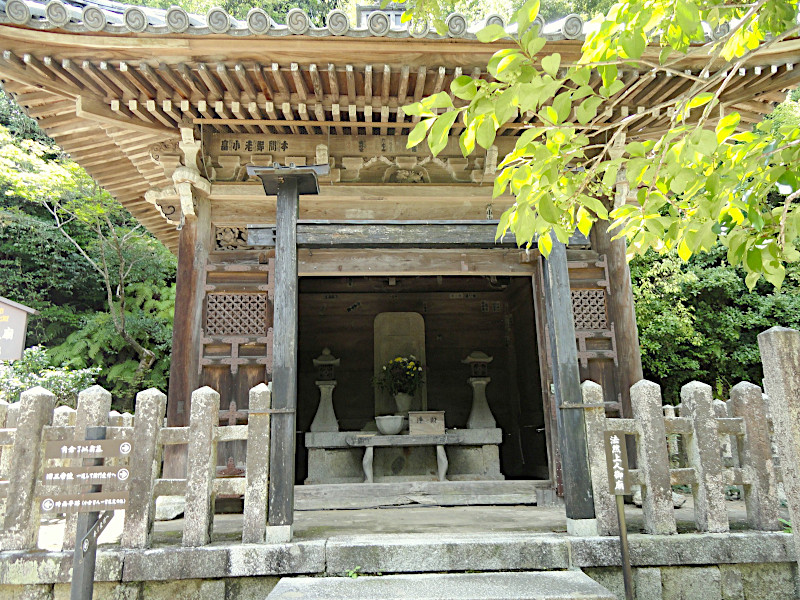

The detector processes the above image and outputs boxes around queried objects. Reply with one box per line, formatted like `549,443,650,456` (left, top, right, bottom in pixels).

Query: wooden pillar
542,235,596,530
593,220,643,417
268,177,299,537
164,198,210,479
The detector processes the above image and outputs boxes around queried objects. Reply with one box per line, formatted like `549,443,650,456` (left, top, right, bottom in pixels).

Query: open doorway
295,275,550,485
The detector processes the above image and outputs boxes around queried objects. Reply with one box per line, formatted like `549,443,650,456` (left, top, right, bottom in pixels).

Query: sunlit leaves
476,23,508,43
399,0,800,288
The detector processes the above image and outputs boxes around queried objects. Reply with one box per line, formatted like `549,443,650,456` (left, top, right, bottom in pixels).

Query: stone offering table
305,428,503,484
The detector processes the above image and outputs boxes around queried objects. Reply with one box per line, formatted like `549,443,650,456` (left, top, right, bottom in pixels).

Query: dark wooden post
593,221,643,417
248,163,329,542
165,198,211,479
269,176,299,533
542,234,596,530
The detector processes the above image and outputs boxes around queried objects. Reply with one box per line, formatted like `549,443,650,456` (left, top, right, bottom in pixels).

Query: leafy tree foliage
403,0,800,288
0,93,176,408
139,0,338,25
631,246,800,403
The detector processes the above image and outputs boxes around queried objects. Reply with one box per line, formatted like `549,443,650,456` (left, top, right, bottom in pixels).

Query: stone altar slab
305,429,503,484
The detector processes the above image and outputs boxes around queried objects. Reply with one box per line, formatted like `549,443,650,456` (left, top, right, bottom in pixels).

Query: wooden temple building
0,0,795,540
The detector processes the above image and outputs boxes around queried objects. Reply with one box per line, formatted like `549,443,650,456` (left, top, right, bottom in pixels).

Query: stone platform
267,571,616,600
3,502,798,599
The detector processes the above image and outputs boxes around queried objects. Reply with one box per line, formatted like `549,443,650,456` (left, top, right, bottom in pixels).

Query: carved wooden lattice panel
206,293,268,336
571,289,608,330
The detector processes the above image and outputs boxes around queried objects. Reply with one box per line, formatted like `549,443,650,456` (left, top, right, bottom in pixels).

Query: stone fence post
1,386,56,550
680,382,728,533
243,383,272,543
730,381,780,531
758,326,800,568
581,380,618,536
62,385,112,551
631,380,676,535
121,388,166,549
0,402,20,479
183,386,220,547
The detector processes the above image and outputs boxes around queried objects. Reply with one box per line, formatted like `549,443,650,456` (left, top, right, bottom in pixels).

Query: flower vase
393,392,413,415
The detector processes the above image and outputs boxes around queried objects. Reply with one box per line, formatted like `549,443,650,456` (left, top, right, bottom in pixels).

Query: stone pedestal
467,377,496,429
310,381,339,432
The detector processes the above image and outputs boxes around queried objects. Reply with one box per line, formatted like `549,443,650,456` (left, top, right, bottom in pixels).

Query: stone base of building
1,532,796,600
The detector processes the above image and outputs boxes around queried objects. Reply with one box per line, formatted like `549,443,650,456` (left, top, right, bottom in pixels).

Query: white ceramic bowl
375,415,404,435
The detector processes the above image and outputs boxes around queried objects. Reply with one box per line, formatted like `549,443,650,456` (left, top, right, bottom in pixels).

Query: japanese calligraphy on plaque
604,430,631,495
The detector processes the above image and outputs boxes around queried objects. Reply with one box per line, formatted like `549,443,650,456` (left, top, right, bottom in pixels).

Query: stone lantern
462,351,496,429
310,348,340,432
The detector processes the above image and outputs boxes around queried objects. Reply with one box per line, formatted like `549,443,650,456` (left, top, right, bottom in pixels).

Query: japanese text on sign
39,492,129,514
43,467,130,485
45,440,132,460
604,430,631,495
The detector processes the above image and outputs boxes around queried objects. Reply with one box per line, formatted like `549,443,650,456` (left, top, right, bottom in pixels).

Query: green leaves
428,111,458,156
687,92,714,109
715,112,740,143
399,0,800,288
407,117,434,149
541,53,561,78
515,0,540,33
477,23,508,43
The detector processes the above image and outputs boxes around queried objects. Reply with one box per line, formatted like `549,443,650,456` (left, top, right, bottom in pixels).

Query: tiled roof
0,0,592,39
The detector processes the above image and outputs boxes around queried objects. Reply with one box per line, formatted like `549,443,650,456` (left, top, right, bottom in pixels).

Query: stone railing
585,326,800,545
0,382,272,551
583,378,781,536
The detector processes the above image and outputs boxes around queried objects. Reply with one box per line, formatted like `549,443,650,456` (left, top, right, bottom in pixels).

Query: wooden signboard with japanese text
604,430,631,495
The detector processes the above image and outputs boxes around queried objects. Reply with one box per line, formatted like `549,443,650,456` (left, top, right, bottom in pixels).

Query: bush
0,345,100,407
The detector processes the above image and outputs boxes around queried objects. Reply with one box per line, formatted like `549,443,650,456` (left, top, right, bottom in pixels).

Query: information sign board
45,440,132,460
604,430,631,495
39,492,128,514
43,466,130,485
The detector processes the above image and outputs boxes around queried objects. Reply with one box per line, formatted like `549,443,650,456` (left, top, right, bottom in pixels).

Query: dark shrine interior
295,275,550,484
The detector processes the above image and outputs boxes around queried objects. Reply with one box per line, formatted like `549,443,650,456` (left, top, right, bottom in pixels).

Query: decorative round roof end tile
5,0,31,24
81,5,107,31
713,22,730,40
286,8,310,35
246,7,270,34
326,9,349,36
165,6,190,33
485,14,505,28
206,7,231,34
532,15,545,34
561,14,583,39
367,11,391,37
123,6,148,32
407,17,429,38
45,0,70,27
445,12,468,37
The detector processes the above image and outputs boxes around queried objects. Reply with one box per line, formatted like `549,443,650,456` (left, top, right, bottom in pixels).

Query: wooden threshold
294,480,554,511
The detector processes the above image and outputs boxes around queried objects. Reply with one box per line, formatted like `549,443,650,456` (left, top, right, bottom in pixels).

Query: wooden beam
297,248,536,276
76,96,178,137
268,176,299,534
542,235,595,523
247,221,590,249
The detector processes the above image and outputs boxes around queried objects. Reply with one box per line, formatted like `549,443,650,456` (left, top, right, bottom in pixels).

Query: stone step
266,570,615,600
